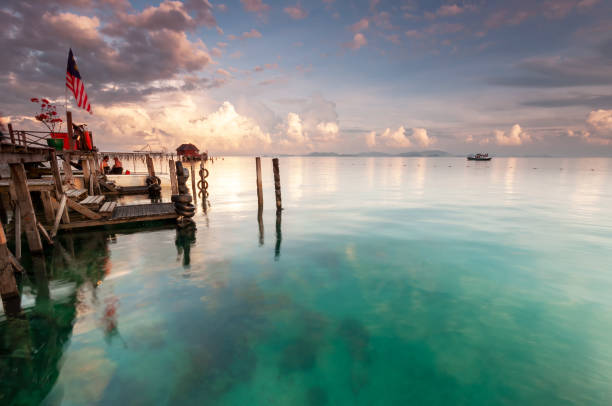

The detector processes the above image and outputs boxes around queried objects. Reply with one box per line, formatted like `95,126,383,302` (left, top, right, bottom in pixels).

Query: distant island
305,150,452,157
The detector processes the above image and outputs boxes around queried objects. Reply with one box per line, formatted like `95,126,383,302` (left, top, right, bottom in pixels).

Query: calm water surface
1,157,611,405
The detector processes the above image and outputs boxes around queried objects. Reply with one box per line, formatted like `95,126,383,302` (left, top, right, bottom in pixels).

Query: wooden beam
0,149,53,164
10,163,43,253
51,194,67,238
37,222,53,245
66,197,102,220
66,111,74,150
169,159,178,194
50,150,64,195
8,251,24,273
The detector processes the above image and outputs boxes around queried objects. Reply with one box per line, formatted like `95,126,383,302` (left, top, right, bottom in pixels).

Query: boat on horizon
467,153,492,161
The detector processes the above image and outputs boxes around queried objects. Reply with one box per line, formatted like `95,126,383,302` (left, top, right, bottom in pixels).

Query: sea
1,156,611,405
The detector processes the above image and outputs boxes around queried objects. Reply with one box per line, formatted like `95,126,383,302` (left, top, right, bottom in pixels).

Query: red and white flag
66,48,92,114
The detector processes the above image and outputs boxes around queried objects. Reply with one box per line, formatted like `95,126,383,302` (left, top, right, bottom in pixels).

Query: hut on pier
176,143,201,161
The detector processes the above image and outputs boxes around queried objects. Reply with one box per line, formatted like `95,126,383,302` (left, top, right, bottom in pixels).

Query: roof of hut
176,143,199,152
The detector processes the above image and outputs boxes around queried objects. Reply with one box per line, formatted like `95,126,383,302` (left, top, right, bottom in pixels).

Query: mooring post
190,161,197,205
275,211,282,260
9,163,43,254
66,111,74,151
255,157,263,209
272,158,282,212
0,221,20,314
169,159,179,194
88,158,98,195
146,155,155,177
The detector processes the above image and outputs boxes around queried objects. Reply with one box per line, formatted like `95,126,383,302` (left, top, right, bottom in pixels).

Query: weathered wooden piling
272,158,282,212
275,211,282,260
169,159,179,194
81,158,91,191
10,163,43,253
146,155,155,177
255,157,263,209
190,161,197,205
62,152,74,186
0,221,20,313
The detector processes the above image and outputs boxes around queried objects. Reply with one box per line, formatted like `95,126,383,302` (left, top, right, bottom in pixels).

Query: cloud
586,109,612,138
241,0,269,13
284,4,308,20
366,127,433,149
436,4,466,17
350,18,369,32
494,124,532,146
216,68,231,77
286,112,306,143
228,28,262,40
343,33,367,50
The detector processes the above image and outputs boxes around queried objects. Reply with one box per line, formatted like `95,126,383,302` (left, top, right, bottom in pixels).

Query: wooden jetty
0,118,181,251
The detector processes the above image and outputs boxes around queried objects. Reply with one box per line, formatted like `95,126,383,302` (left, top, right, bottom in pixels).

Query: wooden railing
5,124,52,149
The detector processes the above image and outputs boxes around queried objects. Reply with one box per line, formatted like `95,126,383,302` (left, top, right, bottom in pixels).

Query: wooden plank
50,150,64,195
81,196,94,205
169,159,178,194
100,202,110,212
7,123,15,144
66,198,102,220
10,163,43,253
51,195,67,238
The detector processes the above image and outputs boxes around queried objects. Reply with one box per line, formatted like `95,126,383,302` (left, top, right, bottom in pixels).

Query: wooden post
275,211,282,260
190,161,197,205
62,152,74,186
66,111,74,150
0,221,20,312
272,158,282,213
9,163,43,253
41,191,54,222
14,204,21,259
7,123,15,144
146,155,155,177
255,157,263,209
81,159,90,191
169,159,178,194
88,158,98,194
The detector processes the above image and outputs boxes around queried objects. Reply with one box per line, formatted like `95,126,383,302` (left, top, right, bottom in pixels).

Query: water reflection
275,212,282,260
0,231,111,405
175,224,196,268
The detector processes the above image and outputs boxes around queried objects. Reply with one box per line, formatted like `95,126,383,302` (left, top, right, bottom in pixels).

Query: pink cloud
343,33,367,50
350,18,369,32
284,4,308,19
228,28,262,40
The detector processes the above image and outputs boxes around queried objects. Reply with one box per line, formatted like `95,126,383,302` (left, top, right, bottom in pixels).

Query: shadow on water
0,230,112,405
275,211,282,261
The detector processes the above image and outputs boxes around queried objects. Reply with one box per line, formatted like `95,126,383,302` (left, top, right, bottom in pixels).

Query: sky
1,0,611,156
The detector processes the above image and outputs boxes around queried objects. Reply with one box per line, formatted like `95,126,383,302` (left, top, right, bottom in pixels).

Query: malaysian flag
66,48,92,114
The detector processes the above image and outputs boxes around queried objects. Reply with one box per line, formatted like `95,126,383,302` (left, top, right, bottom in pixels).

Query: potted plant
30,98,64,150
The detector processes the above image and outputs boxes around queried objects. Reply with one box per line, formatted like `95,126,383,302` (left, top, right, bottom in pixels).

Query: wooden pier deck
57,203,178,230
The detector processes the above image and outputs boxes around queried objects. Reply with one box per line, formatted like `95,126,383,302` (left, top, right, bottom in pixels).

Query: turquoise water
1,157,612,405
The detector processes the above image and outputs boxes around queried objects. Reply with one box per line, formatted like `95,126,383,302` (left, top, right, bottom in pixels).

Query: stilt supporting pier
169,159,179,194
272,158,282,213
256,157,263,209
10,163,43,253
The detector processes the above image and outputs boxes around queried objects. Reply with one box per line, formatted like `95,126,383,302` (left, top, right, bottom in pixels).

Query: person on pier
111,156,123,174
100,155,110,174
